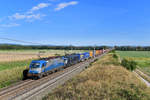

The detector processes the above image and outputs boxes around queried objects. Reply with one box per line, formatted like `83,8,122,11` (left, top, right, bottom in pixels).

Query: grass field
0,66,27,88
44,53,150,100
0,60,31,71
117,51,150,76
116,51,150,58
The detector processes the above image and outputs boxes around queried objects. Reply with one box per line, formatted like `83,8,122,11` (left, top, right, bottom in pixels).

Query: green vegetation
0,66,27,88
116,51,150,58
44,53,150,100
110,49,116,53
121,59,137,71
115,46,150,51
112,53,118,59
0,60,31,71
0,60,31,88
117,51,150,78
117,51,150,68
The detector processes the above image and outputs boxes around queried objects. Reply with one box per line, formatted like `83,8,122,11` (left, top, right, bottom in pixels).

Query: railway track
0,53,107,100
0,79,34,96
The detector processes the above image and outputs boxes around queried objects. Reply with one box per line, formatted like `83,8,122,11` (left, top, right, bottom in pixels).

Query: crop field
116,51,150,67
0,49,86,88
0,50,86,62
44,53,150,100
116,51,150,58
116,51,150,76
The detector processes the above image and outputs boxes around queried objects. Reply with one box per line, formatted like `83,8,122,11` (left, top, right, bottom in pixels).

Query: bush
55,53,61,56
110,50,116,53
121,59,137,71
113,54,118,59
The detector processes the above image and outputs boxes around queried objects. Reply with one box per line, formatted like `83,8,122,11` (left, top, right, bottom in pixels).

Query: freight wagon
64,54,80,67
89,51,94,58
82,52,90,60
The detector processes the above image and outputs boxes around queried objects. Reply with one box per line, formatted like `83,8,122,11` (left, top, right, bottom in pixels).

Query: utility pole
70,44,73,54
103,47,104,54
94,45,96,58
63,49,66,56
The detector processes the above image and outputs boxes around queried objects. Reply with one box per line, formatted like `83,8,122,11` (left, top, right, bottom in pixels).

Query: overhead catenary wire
1,37,150,46
0,37,44,45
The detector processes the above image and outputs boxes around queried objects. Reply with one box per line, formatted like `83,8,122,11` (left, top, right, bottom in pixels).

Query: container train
23,49,109,79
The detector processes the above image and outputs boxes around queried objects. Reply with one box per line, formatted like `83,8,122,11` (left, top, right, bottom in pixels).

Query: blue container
64,54,80,66
82,52,90,60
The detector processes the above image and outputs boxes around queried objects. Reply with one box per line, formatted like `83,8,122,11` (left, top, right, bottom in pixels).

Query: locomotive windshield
30,62,40,68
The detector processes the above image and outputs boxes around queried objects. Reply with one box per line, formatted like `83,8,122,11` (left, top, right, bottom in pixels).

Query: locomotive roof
64,53,79,57
31,60,46,63
39,56,62,61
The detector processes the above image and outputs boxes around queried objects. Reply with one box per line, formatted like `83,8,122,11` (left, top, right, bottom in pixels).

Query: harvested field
0,50,86,62
0,53,52,62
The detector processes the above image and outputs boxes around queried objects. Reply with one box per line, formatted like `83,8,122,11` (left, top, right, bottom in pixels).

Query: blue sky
0,0,150,46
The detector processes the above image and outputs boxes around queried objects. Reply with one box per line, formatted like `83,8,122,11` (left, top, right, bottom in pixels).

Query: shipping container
89,51,94,58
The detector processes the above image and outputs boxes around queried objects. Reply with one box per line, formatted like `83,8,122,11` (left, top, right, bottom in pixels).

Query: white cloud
0,23,20,28
10,13,26,20
26,14,42,19
29,3,50,13
9,13,45,21
55,1,78,11
0,2,50,28
9,2,50,21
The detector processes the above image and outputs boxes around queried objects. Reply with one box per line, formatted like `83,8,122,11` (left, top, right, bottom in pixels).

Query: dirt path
134,71,150,87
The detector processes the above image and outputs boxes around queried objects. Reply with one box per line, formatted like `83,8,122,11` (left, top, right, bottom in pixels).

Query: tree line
115,46,150,51
0,44,110,50
2,44,150,51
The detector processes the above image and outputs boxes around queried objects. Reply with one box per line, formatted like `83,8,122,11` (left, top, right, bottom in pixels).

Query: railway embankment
44,53,150,100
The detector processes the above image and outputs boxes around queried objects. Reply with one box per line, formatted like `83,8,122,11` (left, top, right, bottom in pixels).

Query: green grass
0,66,27,88
0,60,31,71
0,59,32,88
116,51,150,58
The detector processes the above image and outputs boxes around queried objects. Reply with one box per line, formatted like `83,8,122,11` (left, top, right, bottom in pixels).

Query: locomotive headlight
31,68,41,73
36,68,41,73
